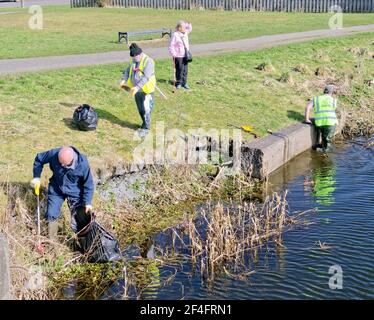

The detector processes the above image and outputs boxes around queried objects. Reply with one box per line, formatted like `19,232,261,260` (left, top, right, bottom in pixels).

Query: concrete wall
241,116,345,180
0,234,11,300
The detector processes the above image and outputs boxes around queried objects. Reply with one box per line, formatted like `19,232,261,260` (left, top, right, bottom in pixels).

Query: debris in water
317,240,332,250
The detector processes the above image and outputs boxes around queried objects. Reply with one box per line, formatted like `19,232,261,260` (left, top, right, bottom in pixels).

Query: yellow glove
130,87,139,97
30,178,41,195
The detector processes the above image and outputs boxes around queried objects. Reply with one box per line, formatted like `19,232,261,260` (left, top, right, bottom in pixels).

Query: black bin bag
74,207,122,263
72,104,98,131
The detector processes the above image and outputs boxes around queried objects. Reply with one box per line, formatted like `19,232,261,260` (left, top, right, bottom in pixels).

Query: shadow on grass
59,102,80,131
59,102,139,130
60,102,76,108
108,40,127,45
63,118,80,131
157,78,174,86
95,108,139,130
287,110,304,122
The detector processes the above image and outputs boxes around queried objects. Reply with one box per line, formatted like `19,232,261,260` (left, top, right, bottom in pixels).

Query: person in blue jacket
30,146,94,239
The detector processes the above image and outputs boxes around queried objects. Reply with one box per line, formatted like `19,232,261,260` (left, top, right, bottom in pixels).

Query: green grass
0,34,373,297
0,32,373,186
0,5,373,58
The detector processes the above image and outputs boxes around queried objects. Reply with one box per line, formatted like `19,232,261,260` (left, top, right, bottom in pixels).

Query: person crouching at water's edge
305,85,338,153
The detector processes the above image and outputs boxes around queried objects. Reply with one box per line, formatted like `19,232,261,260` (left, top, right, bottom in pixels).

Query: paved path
1,24,373,76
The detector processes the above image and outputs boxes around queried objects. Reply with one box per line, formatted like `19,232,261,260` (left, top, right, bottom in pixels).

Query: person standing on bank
120,43,156,138
30,146,94,239
169,20,193,90
305,85,338,153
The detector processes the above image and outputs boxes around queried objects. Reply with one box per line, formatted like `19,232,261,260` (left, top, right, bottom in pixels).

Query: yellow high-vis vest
126,53,156,94
313,95,338,127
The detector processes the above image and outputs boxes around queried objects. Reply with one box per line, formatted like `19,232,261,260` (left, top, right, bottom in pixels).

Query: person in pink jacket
169,20,192,90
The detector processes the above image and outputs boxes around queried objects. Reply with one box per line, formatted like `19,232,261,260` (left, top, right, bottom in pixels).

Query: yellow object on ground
228,124,259,138
241,125,254,132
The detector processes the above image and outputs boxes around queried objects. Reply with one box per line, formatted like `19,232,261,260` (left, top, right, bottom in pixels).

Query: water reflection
64,139,374,299
311,158,336,206
269,148,338,207
275,244,286,274
145,141,373,299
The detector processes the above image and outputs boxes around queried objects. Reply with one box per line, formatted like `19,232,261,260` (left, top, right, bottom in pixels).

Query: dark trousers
135,92,154,130
316,125,336,152
174,57,188,86
45,188,83,233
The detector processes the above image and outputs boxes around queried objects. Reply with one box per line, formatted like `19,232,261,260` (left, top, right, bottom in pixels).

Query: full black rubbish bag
72,104,98,131
74,207,122,263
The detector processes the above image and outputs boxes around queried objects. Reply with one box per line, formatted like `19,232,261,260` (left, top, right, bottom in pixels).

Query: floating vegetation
316,240,332,250
50,259,161,300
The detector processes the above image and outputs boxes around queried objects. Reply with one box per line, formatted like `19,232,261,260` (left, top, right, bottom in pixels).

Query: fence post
67,0,374,11
0,234,11,300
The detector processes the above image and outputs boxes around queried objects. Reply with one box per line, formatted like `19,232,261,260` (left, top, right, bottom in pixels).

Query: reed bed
163,192,314,281
1,164,256,298
0,182,78,299
341,104,374,139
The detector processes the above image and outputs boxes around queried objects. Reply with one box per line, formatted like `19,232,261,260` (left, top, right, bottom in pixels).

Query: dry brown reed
169,191,314,281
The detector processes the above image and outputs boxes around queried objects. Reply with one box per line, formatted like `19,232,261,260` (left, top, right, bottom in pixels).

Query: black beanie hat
129,43,142,57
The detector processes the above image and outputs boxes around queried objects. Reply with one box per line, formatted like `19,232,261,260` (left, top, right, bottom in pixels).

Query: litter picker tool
138,68,168,100
154,84,168,100
35,184,45,255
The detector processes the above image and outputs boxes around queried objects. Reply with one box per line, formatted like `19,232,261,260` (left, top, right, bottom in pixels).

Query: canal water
66,138,373,300
133,139,374,300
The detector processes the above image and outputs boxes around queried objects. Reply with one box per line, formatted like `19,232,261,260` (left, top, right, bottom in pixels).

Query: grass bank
0,33,373,298
0,5,374,58
0,32,372,185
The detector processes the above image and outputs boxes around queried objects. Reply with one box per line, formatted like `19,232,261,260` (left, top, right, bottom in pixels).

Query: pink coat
168,23,192,58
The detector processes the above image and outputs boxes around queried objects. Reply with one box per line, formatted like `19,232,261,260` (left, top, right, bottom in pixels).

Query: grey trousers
134,92,154,130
